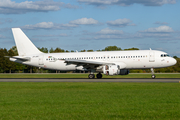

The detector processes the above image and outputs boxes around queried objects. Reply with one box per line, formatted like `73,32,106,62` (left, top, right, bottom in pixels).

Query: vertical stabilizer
12,28,42,56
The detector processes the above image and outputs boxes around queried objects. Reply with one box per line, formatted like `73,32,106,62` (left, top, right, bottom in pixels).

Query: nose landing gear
151,68,156,79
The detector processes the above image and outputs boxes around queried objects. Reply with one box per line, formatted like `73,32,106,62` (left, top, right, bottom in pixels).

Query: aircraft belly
124,59,158,69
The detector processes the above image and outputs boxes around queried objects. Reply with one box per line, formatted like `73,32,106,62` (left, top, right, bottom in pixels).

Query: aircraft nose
171,58,177,65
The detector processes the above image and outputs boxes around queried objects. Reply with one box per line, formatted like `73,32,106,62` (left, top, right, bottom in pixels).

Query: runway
0,78,180,83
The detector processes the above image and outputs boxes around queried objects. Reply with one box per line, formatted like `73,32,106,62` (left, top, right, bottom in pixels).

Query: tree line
0,46,179,73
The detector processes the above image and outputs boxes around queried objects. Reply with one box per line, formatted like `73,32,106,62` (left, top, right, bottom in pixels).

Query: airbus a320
9,28,177,79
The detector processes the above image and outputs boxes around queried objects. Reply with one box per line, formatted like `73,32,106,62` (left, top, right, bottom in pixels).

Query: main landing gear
88,74,95,79
151,68,156,79
88,72,102,79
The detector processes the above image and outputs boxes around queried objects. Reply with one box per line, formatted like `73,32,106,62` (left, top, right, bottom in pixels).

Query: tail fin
12,28,42,56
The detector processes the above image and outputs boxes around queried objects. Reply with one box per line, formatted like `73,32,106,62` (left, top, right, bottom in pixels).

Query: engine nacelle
103,65,129,76
103,65,120,75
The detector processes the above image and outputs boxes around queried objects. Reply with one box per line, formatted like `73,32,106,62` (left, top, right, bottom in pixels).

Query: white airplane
9,28,177,79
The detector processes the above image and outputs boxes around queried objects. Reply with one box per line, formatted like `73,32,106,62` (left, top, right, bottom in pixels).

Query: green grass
0,73,180,78
0,82,180,119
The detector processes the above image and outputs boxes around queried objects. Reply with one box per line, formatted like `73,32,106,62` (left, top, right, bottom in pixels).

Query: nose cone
171,58,177,65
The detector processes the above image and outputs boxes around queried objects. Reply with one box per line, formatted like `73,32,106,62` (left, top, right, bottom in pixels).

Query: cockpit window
161,54,169,57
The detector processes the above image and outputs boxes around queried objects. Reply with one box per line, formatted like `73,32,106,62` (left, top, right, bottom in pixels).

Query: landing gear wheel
151,74,156,79
88,74,95,79
151,68,156,79
96,73,102,79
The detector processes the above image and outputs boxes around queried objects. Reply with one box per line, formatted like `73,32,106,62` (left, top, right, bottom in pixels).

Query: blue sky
0,0,180,57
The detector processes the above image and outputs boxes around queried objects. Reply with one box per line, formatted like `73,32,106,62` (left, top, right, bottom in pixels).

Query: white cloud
133,26,176,40
22,22,77,30
81,28,125,40
81,26,177,40
0,0,79,14
23,22,54,29
140,26,174,33
78,0,118,5
107,18,136,27
141,33,171,37
22,18,99,29
94,35,124,40
64,3,80,9
78,0,176,6
96,28,123,34
34,33,68,37
69,18,99,25
154,21,168,25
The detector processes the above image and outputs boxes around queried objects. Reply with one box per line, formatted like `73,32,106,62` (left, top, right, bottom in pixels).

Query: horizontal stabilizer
5,56,30,61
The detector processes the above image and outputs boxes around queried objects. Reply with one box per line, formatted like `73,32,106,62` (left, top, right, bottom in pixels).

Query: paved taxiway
0,78,179,83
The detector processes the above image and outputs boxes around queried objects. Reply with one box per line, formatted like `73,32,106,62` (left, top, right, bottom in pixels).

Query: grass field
0,73,180,78
0,82,180,120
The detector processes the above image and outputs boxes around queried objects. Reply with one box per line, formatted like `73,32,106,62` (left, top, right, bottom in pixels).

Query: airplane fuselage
10,50,176,71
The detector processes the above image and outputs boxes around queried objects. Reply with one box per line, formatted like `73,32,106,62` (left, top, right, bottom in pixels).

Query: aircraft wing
64,59,115,70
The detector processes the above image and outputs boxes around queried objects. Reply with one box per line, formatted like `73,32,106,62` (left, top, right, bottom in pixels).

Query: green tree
54,48,65,53
173,56,178,59
38,47,48,53
7,49,16,73
49,48,54,53
124,47,139,50
87,50,93,52
102,46,122,51
0,48,9,73
80,50,86,52
11,46,18,55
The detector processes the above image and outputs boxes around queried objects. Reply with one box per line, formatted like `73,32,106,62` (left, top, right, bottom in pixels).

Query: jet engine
103,65,129,76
